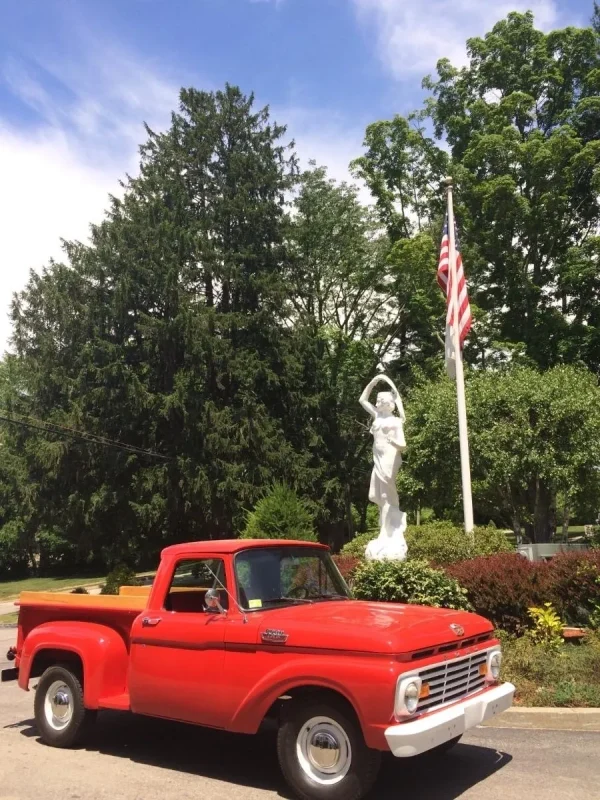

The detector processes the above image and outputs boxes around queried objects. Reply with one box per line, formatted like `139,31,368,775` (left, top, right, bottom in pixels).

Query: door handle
141,617,162,627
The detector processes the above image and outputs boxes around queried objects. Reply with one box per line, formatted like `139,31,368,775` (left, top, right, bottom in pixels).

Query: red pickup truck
3,539,514,800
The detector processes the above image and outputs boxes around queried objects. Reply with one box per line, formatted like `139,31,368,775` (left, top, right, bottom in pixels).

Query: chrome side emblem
262,628,288,644
450,623,464,637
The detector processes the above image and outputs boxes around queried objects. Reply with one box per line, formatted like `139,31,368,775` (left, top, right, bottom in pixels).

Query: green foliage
6,86,323,562
403,366,600,542
352,558,471,610
0,521,29,579
284,166,414,544
341,522,511,564
405,522,512,565
359,12,600,375
240,483,317,542
527,603,563,650
100,564,140,596
2,10,600,569
340,531,377,558
70,586,89,594
501,631,600,707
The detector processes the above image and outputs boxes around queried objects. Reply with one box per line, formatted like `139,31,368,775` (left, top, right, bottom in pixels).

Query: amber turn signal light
419,683,430,699
479,663,487,676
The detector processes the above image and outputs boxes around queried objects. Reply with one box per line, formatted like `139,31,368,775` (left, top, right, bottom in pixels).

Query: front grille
416,650,488,712
411,632,492,660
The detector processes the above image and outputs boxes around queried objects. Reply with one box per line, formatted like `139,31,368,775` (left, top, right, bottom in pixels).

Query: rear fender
18,621,128,709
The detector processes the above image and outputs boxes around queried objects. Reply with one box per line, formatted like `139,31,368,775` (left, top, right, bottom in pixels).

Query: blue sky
0,0,594,348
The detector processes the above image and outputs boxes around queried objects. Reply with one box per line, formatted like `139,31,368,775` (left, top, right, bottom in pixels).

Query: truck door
129,556,229,727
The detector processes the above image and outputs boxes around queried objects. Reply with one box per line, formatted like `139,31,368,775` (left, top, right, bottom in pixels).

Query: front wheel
277,698,381,800
34,665,97,748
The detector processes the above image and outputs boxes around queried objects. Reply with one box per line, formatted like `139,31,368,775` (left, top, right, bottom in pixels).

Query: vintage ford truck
2,539,514,800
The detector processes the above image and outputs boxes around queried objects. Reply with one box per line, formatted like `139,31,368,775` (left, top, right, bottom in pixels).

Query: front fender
18,621,128,709
230,653,396,744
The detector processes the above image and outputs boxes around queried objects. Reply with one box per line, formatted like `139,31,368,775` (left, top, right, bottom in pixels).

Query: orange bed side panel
18,591,147,612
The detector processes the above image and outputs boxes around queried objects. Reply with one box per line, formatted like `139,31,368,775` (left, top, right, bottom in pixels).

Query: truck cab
3,539,514,800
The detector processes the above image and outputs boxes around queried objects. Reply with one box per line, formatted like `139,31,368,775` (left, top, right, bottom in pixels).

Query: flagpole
445,177,474,534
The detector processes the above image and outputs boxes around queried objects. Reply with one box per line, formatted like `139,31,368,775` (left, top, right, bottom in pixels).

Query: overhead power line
0,411,172,461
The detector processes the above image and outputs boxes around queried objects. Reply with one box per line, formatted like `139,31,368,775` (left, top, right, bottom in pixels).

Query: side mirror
205,588,226,614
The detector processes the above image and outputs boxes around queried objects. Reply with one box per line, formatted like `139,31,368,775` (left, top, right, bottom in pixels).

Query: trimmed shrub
447,553,547,633
545,551,600,627
341,522,511,565
70,586,89,594
472,526,514,558
340,531,377,558
101,564,140,595
353,558,471,610
241,483,317,542
406,522,511,566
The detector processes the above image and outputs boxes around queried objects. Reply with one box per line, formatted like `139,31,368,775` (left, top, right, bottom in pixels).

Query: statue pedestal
365,510,408,561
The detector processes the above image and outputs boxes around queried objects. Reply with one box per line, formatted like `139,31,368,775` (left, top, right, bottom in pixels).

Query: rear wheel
34,665,96,748
277,698,381,800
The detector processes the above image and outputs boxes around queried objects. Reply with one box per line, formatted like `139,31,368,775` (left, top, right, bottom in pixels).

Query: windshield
234,546,350,610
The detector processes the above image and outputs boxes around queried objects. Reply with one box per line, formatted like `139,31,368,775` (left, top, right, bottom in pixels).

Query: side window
164,558,228,613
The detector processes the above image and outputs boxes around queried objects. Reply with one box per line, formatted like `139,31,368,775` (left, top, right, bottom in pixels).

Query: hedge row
341,522,512,566
332,554,471,611
334,542,600,634
447,551,600,632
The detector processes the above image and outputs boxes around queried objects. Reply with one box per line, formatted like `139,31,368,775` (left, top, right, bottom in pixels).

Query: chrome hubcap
296,716,352,785
308,731,340,770
44,681,73,731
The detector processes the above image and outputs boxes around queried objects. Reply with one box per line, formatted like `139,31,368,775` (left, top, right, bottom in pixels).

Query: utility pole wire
0,412,172,461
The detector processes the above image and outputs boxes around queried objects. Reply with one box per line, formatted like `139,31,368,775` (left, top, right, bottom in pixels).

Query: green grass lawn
0,570,155,601
0,574,106,601
0,611,18,624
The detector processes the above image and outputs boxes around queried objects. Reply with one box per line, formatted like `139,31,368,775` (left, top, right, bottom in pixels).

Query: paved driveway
1,647,598,800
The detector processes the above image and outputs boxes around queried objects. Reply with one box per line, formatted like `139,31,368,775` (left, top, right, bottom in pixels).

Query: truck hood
253,600,493,655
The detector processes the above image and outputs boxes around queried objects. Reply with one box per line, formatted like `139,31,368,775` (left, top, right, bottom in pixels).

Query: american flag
437,215,472,376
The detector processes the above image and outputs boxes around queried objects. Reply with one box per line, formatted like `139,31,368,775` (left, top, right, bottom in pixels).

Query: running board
99,692,131,711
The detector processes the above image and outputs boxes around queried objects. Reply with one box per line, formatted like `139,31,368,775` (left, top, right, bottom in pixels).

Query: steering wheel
287,585,309,599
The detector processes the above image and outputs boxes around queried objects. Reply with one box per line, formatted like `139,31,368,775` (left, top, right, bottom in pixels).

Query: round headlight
404,682,420,714
489,651,502,680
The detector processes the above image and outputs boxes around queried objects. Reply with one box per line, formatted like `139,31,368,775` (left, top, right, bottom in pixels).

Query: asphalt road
1,629,599,800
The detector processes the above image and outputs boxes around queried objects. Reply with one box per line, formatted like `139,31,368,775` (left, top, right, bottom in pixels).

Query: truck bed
18,590,148,611
16,590,148,653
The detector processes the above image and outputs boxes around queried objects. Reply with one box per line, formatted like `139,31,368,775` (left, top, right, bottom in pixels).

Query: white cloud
0,45,180,352
353,0,563,79
277,106,369,201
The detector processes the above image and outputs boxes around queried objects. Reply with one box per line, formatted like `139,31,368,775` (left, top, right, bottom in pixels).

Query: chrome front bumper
385,682,515,757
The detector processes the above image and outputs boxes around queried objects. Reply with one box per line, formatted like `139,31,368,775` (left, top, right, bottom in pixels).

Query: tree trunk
344,487,354,545
533,479,556,543
511,514,522,544
416,500,421,527
562,504,570,543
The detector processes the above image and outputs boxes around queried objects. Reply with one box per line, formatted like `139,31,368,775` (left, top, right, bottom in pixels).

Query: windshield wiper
263,596,314,605
312,593,349,601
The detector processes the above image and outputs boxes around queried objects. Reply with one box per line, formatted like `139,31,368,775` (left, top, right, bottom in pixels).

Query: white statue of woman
359,374,408,561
